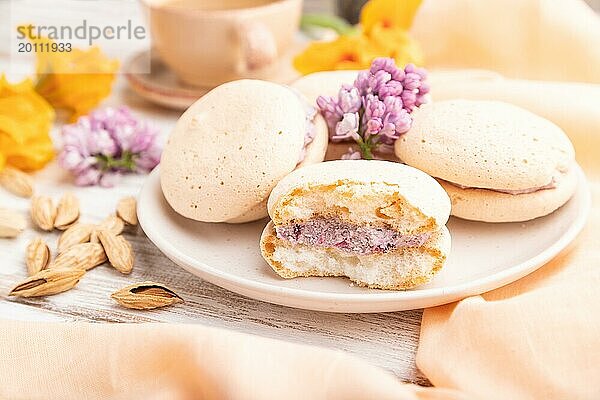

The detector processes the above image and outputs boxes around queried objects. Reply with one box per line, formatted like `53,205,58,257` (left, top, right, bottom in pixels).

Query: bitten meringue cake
260,160,451,290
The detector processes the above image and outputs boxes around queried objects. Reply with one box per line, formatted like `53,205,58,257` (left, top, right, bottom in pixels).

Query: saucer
124,43,304,110
124,51,208,110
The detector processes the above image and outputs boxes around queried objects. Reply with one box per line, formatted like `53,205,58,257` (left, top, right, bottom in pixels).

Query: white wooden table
0,76,428,386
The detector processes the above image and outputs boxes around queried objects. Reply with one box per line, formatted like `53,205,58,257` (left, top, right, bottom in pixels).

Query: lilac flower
382,95,403,114
415,82,430,107
88,127,118,156
353,71,371,95
98,171,122,188
341,148,362,160
135,143,162,173
365,94,386,117
392,108,412,133
316,95,342,133
316,58,429,159
378,80,404,98
362,94,387,139
401,90,418,112
89,107,136,133
370,70,392,93
74,167,101,186
333,112,360,142
378,122,397,143
403,72,422,91
354,69,391,96
338,85,361,113
59,150,85,171
404,63,427,79
364,118,383,138
59,106,162,187
370,57,405,81
379,108,411,145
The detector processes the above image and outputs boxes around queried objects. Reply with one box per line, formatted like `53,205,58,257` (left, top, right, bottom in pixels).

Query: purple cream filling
297,100,318,164
290,88,317,165
449,177,557,195
275,218,431,255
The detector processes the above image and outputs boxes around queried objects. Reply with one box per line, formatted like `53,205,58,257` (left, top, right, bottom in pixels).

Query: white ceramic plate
138,166,591,313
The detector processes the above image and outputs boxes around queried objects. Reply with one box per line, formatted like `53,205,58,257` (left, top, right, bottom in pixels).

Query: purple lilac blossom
59,106,162,187
338,85,361,113
316,95,342,133
378,80,404,98
370,57,406,81
316,57,429,159
341,148,362,160
333,112,360,142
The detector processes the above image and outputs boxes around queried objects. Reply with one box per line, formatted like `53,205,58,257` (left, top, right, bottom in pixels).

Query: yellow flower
294,0,425,75
30,35,119,121
360,0,422,34
294,29,423,75
0,75,55,172
368,23,424,67
294,35,378,75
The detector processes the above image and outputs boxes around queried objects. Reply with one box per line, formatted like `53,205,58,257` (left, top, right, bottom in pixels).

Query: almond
0,208,26,238
116,196,138,226
25,237,50,275
57,223,94,253
0,166,34,198
50,242,107,271
97,230,134,274
31,195,56,231
54,192,80,230
90,214,124,243
9,268,85,297
111,281,183,310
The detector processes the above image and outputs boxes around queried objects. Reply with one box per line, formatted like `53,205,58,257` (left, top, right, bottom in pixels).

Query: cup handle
237,21,278,72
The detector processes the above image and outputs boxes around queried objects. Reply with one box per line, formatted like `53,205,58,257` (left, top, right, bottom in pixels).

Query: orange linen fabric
418,74,600,399
412,0,600,83
412,0,600,399
0,321,467,400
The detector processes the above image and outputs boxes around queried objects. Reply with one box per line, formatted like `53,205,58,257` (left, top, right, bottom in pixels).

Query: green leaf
300,14,358,36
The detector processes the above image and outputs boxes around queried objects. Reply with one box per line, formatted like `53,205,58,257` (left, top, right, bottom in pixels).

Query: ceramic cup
140,0,302,87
